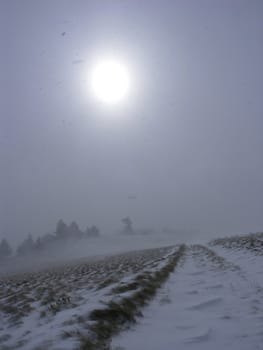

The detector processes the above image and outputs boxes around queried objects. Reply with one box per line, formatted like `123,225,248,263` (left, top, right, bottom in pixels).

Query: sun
89,59,130,104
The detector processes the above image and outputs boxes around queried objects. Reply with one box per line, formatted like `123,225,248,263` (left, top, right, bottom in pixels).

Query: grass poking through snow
78,245,186,350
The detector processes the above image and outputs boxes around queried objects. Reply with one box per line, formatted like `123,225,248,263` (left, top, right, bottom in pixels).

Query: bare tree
121,216,134,235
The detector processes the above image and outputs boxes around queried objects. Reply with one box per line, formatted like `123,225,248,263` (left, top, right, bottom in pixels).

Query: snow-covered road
112,245,263,350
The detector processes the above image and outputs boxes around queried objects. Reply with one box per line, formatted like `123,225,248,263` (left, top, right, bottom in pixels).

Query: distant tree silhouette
86,225,100,237
0,238,12,259
55,219,68,239
13,218,102,257
121,216,134,235
16,234,35,256
68,221,83,239
40,233,56,249
34,237,45,252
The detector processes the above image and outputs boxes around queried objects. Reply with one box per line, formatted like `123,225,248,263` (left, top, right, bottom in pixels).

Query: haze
1,0,263,245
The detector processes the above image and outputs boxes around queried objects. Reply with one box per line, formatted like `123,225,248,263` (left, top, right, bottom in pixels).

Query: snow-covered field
113,243,263,350
1,233,263,350
0,245,179,350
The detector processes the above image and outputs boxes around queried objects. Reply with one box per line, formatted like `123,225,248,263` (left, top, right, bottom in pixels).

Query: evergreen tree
68,221,82,239
86,225,100,237
16,234,35,256
55,219,68,239
34,237,44,252
0,238,12,259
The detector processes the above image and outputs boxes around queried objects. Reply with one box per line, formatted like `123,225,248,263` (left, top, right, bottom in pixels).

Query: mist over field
1,1,263,349
0,219,200,275
1,0,263,247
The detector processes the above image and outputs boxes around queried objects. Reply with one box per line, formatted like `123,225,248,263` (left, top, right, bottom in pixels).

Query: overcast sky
1,0,263,242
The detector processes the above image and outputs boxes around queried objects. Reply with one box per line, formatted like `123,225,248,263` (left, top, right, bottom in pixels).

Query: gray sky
1,0,263,242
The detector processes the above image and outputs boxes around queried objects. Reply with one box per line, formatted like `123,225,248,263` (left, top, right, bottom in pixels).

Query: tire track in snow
112,245,263,350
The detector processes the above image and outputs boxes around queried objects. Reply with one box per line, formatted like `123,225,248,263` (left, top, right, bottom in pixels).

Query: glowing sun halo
90,59,130,104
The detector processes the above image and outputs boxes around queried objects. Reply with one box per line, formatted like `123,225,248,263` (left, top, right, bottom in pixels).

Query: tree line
0,219,100,259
